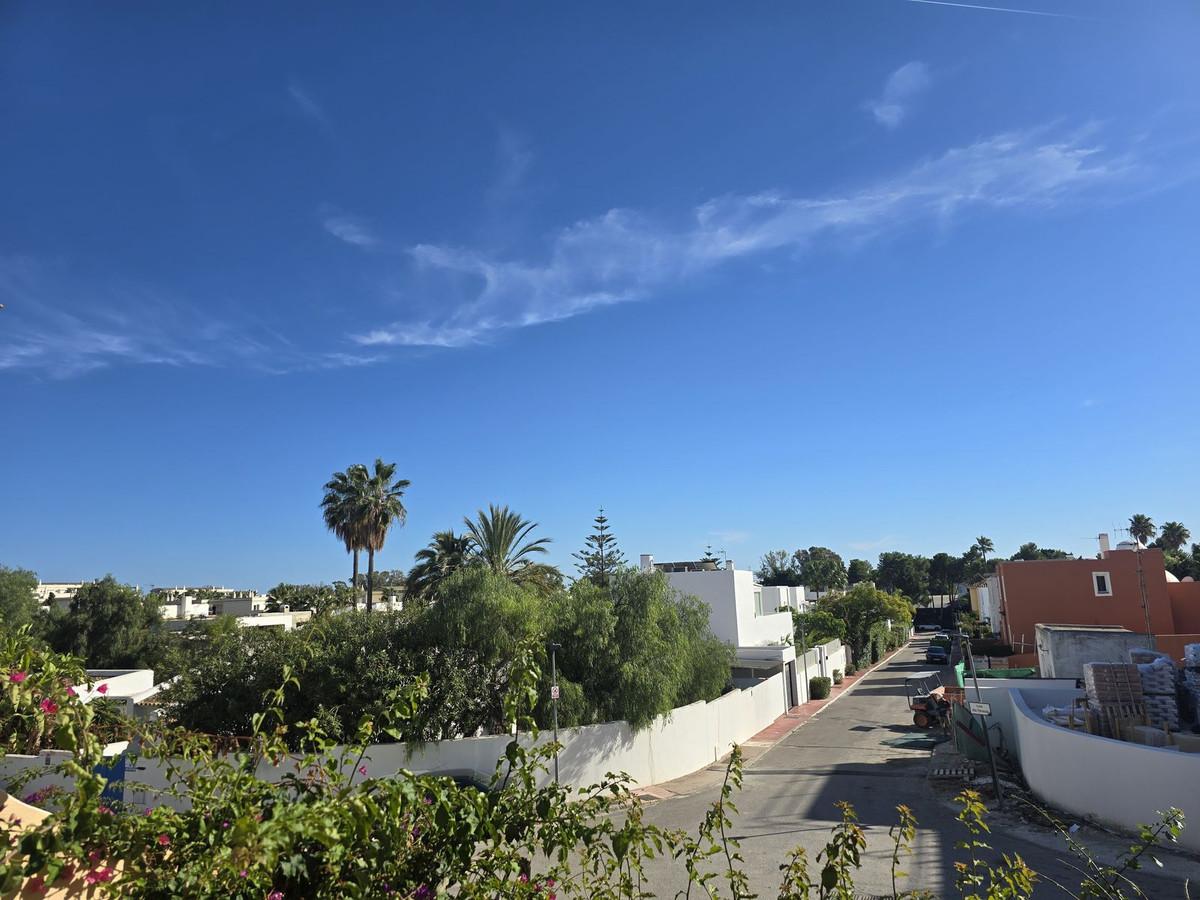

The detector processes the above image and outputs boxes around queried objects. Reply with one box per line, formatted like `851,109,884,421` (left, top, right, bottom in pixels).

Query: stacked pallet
1183,644,1200,720
1133,654,1180,731
1083,662,1143,705
1083,662,1146,739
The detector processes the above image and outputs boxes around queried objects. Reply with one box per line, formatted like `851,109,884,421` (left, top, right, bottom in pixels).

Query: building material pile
1130,650,1180,731
1183,644,1200,720
1082,662,1145,738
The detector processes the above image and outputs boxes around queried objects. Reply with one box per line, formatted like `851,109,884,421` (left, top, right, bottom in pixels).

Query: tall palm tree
974,536,994,562
1129,514,1156,547
1158,521,1191,554
463,504,557,591
321,464,370,592
358,459,410,611
406,530,473,602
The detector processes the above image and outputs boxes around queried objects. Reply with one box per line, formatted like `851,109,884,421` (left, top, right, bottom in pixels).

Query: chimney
640,554,654,573
1098,533,1111,557
726,559,735,571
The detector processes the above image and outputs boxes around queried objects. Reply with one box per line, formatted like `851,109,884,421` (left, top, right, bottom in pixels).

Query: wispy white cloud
0,258,370,378
488,128,535,206
903,0,1089,19
866,61,932,129
848,536,898,552
355,125,1133,349
323,214,379,248
288,82,329,128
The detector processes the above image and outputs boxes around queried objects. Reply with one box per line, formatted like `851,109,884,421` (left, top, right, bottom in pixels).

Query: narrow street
638,637,1194,898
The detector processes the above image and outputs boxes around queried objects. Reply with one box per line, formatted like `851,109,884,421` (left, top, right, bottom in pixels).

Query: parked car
925,644,950,665
915,622,941,632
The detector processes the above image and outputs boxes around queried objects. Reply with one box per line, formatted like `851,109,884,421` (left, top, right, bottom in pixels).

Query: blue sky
3,2,1199,590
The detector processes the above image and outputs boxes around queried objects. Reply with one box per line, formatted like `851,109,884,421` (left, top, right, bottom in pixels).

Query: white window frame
1092,572,1112,597
754,590,764,616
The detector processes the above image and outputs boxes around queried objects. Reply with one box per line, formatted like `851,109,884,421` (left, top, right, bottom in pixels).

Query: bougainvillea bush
0,628,1187,898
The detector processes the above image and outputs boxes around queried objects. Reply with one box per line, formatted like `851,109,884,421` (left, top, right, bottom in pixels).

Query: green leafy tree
0,565,40,631
1009,542,1073,561
928,552,963,597
791,607,846,647
820,583,913,663
46,576,165,669
1129,513,1156,546
1157,521,1191,554
797,547,847,594
406,530,473,602
846,558,873,586
757,550,802,587
873,552,930,603
572,507,627,587
463,504,559,593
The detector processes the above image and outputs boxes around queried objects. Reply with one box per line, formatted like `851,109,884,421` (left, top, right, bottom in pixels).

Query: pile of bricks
1083,663,1144,705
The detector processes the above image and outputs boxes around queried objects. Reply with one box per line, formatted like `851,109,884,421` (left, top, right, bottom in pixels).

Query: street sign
968,701,991,716
550,685,560,700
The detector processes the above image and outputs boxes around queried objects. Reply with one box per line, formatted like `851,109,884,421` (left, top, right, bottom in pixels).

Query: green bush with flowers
0,625,1190,898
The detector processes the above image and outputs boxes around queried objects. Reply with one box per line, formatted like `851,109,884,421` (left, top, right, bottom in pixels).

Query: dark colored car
925,644,950,665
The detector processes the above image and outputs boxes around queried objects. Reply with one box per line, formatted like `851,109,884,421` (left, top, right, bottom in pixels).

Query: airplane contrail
905,0,1085,18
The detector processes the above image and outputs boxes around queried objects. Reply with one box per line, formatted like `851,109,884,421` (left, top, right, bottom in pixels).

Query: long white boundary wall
1010,688,1200,852
3,670,792,808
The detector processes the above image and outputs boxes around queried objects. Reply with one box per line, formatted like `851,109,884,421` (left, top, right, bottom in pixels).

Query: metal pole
549,642,561,784
798,614,809,705
963,636,1003,806
1136,544,1155,650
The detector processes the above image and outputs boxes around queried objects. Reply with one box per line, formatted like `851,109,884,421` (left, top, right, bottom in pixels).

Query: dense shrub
832,668,844,685
809,676,831,700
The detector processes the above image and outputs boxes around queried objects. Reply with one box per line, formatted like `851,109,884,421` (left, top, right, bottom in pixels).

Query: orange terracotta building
986,542,1200,668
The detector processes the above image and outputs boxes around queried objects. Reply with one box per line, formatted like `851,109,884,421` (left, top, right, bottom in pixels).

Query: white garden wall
1010,688,1200,852
4,671,792,810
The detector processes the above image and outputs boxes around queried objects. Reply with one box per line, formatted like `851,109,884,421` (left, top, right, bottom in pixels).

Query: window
1093,572,1112,596
754,590,764,616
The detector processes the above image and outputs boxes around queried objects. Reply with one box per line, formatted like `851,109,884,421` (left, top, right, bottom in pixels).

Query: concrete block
1172,732,1200,753
1130,725,1169,747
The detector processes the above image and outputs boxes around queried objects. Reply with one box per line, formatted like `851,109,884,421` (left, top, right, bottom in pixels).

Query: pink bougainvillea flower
268,892,284,900
9,671,27,683
26,875,45,895
98,805,113,815
87,850,101,864
157,834,170,846
239,869,248,878
38,698,59,715
84,867,115,885
358,765,368,777
96,683,109,694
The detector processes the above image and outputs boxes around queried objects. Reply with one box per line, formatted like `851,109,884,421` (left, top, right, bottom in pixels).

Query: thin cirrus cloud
323,214,380,248
288,82,329,128
865,61,932,129
353,125,1134,350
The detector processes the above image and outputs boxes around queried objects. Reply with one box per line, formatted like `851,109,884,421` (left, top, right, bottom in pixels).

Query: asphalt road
636,637,1192,898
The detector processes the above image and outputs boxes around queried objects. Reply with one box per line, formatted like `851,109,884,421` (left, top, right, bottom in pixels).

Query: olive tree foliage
817,583,913,665
847,558,874,585
165,567,731,741
0,565,40,631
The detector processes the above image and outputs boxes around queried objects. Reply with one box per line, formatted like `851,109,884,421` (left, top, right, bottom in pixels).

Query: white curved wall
1011,688,1200,852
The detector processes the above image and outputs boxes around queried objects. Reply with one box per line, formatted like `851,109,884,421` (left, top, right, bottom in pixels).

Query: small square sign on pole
550,685,560,700
968,700,991,717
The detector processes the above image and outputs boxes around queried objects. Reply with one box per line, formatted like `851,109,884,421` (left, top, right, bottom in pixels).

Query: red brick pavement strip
745,640,912,746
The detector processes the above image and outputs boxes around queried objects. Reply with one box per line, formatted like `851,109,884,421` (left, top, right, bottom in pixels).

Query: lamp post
548,642,562,783
797,609,809,706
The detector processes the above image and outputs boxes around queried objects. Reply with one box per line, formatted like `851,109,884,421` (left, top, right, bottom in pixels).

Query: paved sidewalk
634,642,910,801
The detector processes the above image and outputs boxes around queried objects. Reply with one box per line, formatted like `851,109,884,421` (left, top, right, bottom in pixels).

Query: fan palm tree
463,504,558,591
321,464,370,592
358,459,410,611
1129,514,1156,547
1158,521,1191,554
974,536,994,561
406,530,473,602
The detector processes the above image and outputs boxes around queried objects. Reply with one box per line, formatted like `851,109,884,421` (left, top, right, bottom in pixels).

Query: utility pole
548,642,561,783
962,636,1003,807
1136,543,1155,649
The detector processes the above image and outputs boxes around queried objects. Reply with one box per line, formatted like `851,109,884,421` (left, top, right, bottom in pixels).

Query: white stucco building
150,586,267,620
641,554,804,708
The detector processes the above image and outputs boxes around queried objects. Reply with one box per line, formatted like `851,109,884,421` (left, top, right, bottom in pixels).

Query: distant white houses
34,582,86,609
149,586,268,620
640,554,806,709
